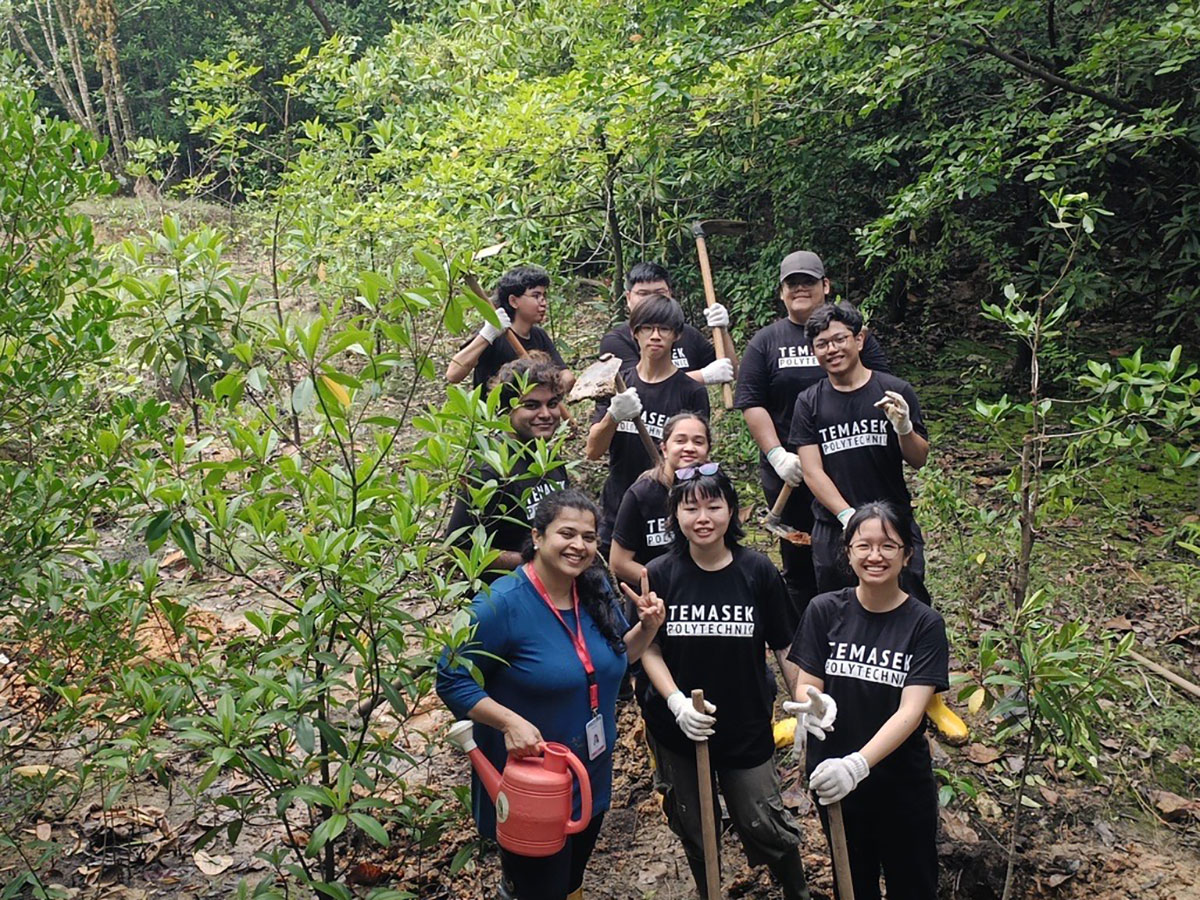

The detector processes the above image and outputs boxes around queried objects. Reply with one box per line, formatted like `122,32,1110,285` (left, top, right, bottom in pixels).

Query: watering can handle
562,747,593,835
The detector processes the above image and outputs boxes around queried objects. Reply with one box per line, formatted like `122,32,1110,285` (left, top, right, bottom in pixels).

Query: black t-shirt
734,317,890,452
470,326,566,389
788,588,948,781
789,371,926,523
592,369,710,542
611,477,673,566
598,322,716,374
642,547,797,768
444,444,570,573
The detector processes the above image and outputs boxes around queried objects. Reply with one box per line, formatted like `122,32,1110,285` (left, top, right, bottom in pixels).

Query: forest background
1,0,1199,898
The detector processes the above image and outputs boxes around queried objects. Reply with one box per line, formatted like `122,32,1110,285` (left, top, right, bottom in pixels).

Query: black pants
811,518,932,606
817,774,938,900
500,813,604,900
760,462,818,620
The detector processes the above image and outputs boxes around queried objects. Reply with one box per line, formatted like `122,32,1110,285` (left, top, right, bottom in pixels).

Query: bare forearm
467,696,527,732
858,687,933,768
609,543,643,585
774,649,800,697
743,406,782,456
798,445,849,515
639,644,680,699
585,416,618,460
447,335,490,384
899,431,929,468
622,622,658,663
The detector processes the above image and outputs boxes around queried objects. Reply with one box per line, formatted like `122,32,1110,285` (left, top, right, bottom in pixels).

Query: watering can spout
447,720,503,802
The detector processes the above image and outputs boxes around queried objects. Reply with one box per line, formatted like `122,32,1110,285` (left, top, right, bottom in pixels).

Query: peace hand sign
620,568,666,633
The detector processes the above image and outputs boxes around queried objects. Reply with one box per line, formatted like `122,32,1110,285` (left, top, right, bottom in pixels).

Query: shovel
692,219,748,410
760,483,811,547
828,800,855,900
569,353,662,464
692,689,721,900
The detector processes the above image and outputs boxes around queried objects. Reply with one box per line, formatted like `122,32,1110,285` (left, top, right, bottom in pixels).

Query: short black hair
629,294,685,335
489,354,564,405
668,467,745,552
625,261,673,293
805,302,863,343
494,265,550,316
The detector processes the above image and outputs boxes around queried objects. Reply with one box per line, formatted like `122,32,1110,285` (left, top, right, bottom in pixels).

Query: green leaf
291,376,315,413
350,812,390,847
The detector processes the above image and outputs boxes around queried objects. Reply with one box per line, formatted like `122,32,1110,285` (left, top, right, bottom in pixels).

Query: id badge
585,713,606,760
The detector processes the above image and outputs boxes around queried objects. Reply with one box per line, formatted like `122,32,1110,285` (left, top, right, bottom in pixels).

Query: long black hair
521,489,626,654
667,466,745,553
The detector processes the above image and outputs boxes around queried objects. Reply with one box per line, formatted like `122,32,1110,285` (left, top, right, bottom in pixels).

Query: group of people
436,255,954,900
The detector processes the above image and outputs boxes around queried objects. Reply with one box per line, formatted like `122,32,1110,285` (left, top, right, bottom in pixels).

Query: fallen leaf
347,862,388,886
965,743,1001,765
1102,616,1133,632
1168,745,1193,765
1046,872,1074,888
1039,786,1059,806
193,849,234,875
1151,790,1198,821
1005,755,1025,774
35,823,51,840
939,809,979,845
637,861,668,885
975,794,1003,821
967,687,987,715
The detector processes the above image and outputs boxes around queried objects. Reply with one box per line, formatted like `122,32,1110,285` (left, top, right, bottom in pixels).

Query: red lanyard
525,564,600,715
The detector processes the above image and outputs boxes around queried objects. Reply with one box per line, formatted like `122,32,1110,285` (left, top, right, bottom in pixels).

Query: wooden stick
827,800,855,900
614,369,662,464
1129,649,1200,701
693,234,737,410
692,689,721,900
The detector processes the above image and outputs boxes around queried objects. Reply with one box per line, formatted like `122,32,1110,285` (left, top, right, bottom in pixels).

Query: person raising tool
585,295,710,555
634,465,811,900
447,264,576,394
734,251,890,618
785,502,949,900
598,262,735,387
436,490,665,900
445,356,571,581
789,301,966,739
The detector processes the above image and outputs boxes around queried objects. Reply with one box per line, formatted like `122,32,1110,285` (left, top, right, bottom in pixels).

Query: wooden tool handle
613,370,662,464
694,235,737,410
768,482,794,521
692,689,722,900
828,800,855,900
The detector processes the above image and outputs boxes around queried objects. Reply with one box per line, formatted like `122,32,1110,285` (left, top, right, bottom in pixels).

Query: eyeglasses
812,333,854,352
848,542,904,559
634,324,677,336
675,462,720,482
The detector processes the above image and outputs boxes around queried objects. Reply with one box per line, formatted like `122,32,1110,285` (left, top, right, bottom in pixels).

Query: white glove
699,358,734,385
783,685,838,739
478,307,512,344
704,303,730,329
836,507,855,531
874,390,913,435
767,446,803,487
810,752,869,805
607,387,643,423
666,691,716,741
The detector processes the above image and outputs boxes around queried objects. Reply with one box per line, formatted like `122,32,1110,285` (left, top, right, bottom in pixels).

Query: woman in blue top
437,489,664,900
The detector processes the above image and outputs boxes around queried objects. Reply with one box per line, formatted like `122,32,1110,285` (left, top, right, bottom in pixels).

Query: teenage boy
445,357,570,580
586,295,710,552
788,302,929,602
446,265,576,393
790,302,968,739
735,251,890,616
598,262,735,386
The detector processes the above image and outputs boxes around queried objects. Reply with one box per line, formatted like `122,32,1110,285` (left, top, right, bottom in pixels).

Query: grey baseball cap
779,250,825,282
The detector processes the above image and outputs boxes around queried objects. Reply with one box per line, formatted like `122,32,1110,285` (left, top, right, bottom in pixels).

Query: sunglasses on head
675,462,720,482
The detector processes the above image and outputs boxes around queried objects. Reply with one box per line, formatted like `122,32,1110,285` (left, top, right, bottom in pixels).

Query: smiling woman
437,489,664,900
634,467,812,899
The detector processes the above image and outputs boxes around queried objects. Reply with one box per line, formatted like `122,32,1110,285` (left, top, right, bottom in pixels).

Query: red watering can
447,720,592,857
